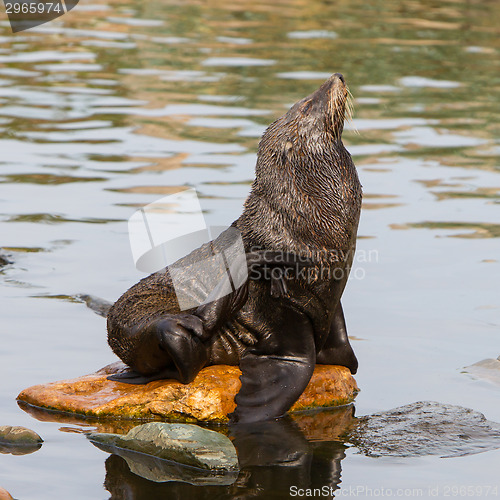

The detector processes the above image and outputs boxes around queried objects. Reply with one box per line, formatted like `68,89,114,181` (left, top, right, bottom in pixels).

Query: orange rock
0,487,13,500
18,362,358,423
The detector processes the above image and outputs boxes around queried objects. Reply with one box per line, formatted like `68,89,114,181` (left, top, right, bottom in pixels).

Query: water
0,0,499,497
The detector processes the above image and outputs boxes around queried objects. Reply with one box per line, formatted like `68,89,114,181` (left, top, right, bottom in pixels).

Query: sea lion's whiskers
329,85,343,141
345,89,358,135
328,85,335,136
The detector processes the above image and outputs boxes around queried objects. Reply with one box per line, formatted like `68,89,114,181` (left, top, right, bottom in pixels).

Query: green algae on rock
88,422,238,471
0,425,43,455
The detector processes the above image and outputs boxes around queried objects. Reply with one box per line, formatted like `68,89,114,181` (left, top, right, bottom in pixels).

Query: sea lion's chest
214,272,337,357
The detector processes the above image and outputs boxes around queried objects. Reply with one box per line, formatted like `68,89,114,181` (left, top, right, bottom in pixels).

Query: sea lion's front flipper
316,302,358,374
230,309,316,424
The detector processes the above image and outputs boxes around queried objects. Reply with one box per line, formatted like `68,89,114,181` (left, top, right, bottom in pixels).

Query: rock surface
18,362,358,423
88,422,238,481
0,252,12,267
0,487,13,500
464,356,500,386
0,426,43,455
346,401,500,458
0,425,42,445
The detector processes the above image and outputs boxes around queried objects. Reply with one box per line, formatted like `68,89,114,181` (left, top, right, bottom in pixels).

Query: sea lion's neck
238,139,362,262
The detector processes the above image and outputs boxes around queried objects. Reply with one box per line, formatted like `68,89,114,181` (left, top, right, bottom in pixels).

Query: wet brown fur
107,74,362,378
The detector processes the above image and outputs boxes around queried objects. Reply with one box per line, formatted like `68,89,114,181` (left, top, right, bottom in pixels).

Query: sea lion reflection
103,417,347,499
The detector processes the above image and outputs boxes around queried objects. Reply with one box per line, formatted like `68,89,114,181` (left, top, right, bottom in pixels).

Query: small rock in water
0,487,13,500
0,253,12,267
0,426,43,455
464,357,500,386
88,422,239,473
347,401,500,458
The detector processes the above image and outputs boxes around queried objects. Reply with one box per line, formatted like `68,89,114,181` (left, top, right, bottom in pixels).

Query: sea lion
107,73,362,424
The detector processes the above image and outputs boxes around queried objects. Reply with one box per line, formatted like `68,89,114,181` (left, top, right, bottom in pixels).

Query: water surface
0,0,499,498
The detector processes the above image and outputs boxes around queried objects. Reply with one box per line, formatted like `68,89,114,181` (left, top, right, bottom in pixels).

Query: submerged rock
0,253,12,268
18,362,358,423
88,422,239,485
347,401,500,458
0,425,43,455
89,422,238,470
464,356,500,386
100,415,349,492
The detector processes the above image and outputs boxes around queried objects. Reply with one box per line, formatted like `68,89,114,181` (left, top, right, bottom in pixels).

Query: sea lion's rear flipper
230,308,316,424
107,367,178,385
108,314,209,385
107,281,248,386
316,302,358,374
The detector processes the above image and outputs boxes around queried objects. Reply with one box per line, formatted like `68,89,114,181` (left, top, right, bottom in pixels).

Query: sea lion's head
242,73,360,254
257,73,352,169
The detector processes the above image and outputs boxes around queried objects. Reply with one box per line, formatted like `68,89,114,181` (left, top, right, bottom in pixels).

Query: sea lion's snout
256,73,352,165
324,73,348,105
333,72,345,85
299,72,350,140
319,72,347,93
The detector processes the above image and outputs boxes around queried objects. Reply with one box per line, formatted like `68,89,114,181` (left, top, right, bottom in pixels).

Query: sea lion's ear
281,140,294,164
300,99,313,114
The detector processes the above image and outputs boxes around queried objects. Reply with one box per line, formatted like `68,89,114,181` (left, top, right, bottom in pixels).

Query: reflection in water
18,400,500,497
390,221,500,239
0,442,42,456
1,0,500,497
97,401,500,497
96,442,239,487
18,401,352,496
103,416,347,499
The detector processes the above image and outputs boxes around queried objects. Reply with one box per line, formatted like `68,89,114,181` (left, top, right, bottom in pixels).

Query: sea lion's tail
76,294,113,318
